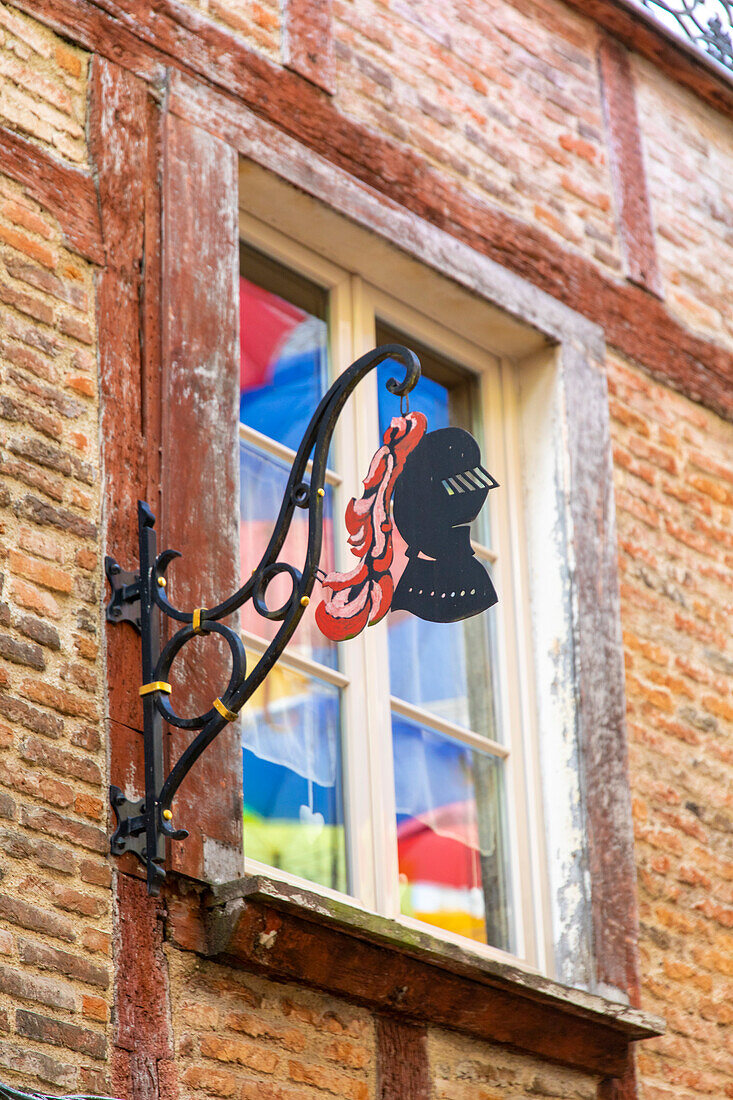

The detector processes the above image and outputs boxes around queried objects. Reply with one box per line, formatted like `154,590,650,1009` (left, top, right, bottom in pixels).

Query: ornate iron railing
634,1,733,71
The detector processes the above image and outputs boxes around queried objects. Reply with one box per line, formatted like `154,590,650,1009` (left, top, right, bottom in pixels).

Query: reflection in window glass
393,717,512,951
242,660,347,893
388,607,498,738
239,249,349,896
240,252,328,450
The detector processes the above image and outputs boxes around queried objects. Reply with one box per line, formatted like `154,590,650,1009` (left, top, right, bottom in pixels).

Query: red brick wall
168,951,376,1100
609,354,733,1100
0,37,111,1097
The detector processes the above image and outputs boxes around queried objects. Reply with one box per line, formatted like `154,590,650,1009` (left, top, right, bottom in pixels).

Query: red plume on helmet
315,412,427,641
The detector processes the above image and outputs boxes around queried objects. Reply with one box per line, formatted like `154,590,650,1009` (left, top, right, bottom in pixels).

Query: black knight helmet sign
316,409,499,642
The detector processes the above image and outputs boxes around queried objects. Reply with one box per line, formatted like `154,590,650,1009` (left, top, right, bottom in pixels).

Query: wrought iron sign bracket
105,345,421,895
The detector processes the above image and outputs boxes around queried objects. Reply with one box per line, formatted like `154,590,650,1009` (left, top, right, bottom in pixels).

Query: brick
81,928,110,954
16,493,97,539
66,373,95,396
182,1066,238,1096
0,692,63,737
79,1067,111,1096
325,1037,371,1069
18,936,109,988
20,679,97,721
0,892,75,942
287,1060,369,1100
59,312,93,344
8,435,73,477
11,576,61,619
80,859,111,888
0,1038,76,1089
0,826,76,875
0,789,19,827
20,805,107,853
7,368,82,418
0,393,63,439
558,132,597,163
71,724,100,751
2,452,66,499
0,631,45,669
52,883,105,918
16,1008,107,1060
0,225,56,268
15,613,61,650
1,200,55,240
200,1035,278,1074
0,337,54,380
0,960,75,1011
240,1082,306,1100
280,999,367,1038
3,255,87,309
0,276,54,323
74,790,104,820
75,546,97,570
21,736,102,784
223,1012,306,1053
82,994,108,1022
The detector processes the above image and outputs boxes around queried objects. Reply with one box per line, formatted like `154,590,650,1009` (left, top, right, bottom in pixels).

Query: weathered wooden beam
376,1017,430,1100
0,123,103,264
598,36,663,298
283,0,336,94
165,875,664,1080
160,111,243,882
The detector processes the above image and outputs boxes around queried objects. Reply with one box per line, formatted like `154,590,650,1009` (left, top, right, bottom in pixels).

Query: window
237,219,547,971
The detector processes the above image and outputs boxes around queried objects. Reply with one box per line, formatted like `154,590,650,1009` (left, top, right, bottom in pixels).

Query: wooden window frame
237,215,551,972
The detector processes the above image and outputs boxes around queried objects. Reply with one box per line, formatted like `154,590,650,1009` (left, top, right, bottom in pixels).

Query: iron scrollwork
637,0,733,71
105,345,420,894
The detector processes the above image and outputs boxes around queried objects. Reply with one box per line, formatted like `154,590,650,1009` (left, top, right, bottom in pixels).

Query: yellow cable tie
192,607,207,634
214,698,237,723
139,681,172,697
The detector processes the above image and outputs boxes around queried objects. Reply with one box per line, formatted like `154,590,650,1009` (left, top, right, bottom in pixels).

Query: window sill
166,871,663,1078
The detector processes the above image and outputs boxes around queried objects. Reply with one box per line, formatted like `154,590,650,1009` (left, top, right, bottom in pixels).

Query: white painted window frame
238,211,551,975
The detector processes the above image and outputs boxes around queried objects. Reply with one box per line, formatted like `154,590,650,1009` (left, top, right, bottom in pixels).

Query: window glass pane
374,325,501,733
388,600,499,739
240,245,329,450
375,323,491,548
239,439,338,670
393,715,513,951
242,659,347,894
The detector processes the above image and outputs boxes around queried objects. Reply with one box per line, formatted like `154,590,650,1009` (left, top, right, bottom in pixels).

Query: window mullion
487,358,546,970
331,274,379,910
349,278,401,918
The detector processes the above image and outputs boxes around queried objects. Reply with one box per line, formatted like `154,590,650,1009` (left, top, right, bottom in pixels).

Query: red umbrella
397,800,482,890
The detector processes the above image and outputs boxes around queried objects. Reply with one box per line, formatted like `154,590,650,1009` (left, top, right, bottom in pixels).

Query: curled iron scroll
149,345,420,814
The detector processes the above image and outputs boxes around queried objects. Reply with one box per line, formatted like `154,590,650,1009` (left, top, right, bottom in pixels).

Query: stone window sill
166,872,663,1078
